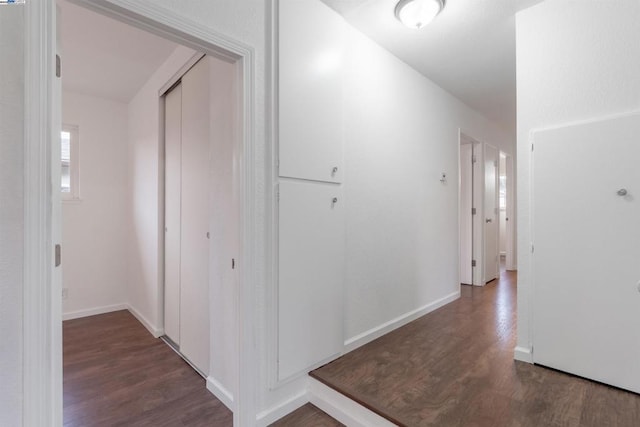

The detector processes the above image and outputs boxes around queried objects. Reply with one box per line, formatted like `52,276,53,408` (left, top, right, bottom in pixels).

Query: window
61,125,80,200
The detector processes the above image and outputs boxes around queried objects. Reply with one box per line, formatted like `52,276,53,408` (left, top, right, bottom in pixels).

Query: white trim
62,303,127,321
344,291,460,352
23,0,60,425
514,346,534,363
206,376,235,412
255,390,309,427
127,304,164,338
266,0,280,391
308,379,396,427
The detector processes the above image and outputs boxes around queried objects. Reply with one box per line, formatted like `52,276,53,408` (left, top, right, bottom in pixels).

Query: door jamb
23,1,259,425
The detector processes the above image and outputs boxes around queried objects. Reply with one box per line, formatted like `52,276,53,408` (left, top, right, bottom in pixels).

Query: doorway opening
483,142,500,284
459,132,481,286
57,0,242,423
459,131,515,287
500,152,515,271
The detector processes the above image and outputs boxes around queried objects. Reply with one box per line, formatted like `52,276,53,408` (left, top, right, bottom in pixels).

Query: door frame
23,1,259,425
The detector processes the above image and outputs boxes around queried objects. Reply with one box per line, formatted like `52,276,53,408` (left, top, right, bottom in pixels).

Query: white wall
62,91,129,318
343,22,513,342
0,6,24,425
515,0,640,359
126,45,195,332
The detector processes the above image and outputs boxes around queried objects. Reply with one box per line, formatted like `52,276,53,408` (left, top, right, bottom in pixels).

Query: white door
278,180,345,381
164,83,182,345
484,144,499,282
533,114,640,393
459,143,473,285
179,58,211,375
279,0,345,184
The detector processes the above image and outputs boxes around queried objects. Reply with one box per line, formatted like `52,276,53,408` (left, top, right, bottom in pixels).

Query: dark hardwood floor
63,310,232,427
269,404,344,427
311,268,640,426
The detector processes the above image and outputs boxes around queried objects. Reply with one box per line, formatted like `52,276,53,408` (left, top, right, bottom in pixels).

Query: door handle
485,218,492,223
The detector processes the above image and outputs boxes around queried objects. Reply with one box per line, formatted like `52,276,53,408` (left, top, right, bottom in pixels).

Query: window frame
61,124,80,201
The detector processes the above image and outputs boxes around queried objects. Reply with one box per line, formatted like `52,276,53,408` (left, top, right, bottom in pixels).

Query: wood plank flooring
311,268,640,426
63,310,232,427
269,404,344,427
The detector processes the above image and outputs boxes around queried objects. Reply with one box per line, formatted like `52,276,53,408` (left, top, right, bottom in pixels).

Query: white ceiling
59,0,178,103
59,0,541,133
321,0,544,136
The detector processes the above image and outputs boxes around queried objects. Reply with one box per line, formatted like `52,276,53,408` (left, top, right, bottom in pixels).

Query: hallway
307,269,640,426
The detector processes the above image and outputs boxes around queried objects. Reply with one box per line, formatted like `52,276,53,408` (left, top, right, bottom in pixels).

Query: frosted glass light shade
395,0,444,29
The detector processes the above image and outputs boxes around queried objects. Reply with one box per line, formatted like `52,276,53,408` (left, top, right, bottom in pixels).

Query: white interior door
533,113,640,393
484,143,499,282
179,58,210,375
164,84,182,345
459,143,473,285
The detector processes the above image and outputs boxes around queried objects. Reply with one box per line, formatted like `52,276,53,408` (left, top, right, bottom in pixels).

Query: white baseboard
514,346,534,363
126,304,163,338
62,303,127,321
309,378,396,427
344,291,460,352
206,376,235,412
255,390,309,427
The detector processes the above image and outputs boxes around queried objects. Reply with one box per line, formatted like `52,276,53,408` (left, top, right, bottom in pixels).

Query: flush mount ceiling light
395,0,445,29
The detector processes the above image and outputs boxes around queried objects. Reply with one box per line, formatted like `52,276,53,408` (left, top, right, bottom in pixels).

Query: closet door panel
279,0,345,183
164,84,182,345
278,180,345,380
179,59,210,375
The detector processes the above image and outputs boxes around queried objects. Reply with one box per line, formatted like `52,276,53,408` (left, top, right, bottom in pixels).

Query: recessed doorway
56,0,243,423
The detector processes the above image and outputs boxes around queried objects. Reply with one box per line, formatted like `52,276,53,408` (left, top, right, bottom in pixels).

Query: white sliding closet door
180,58,211,375
164,84,182,345
163,58,210,376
